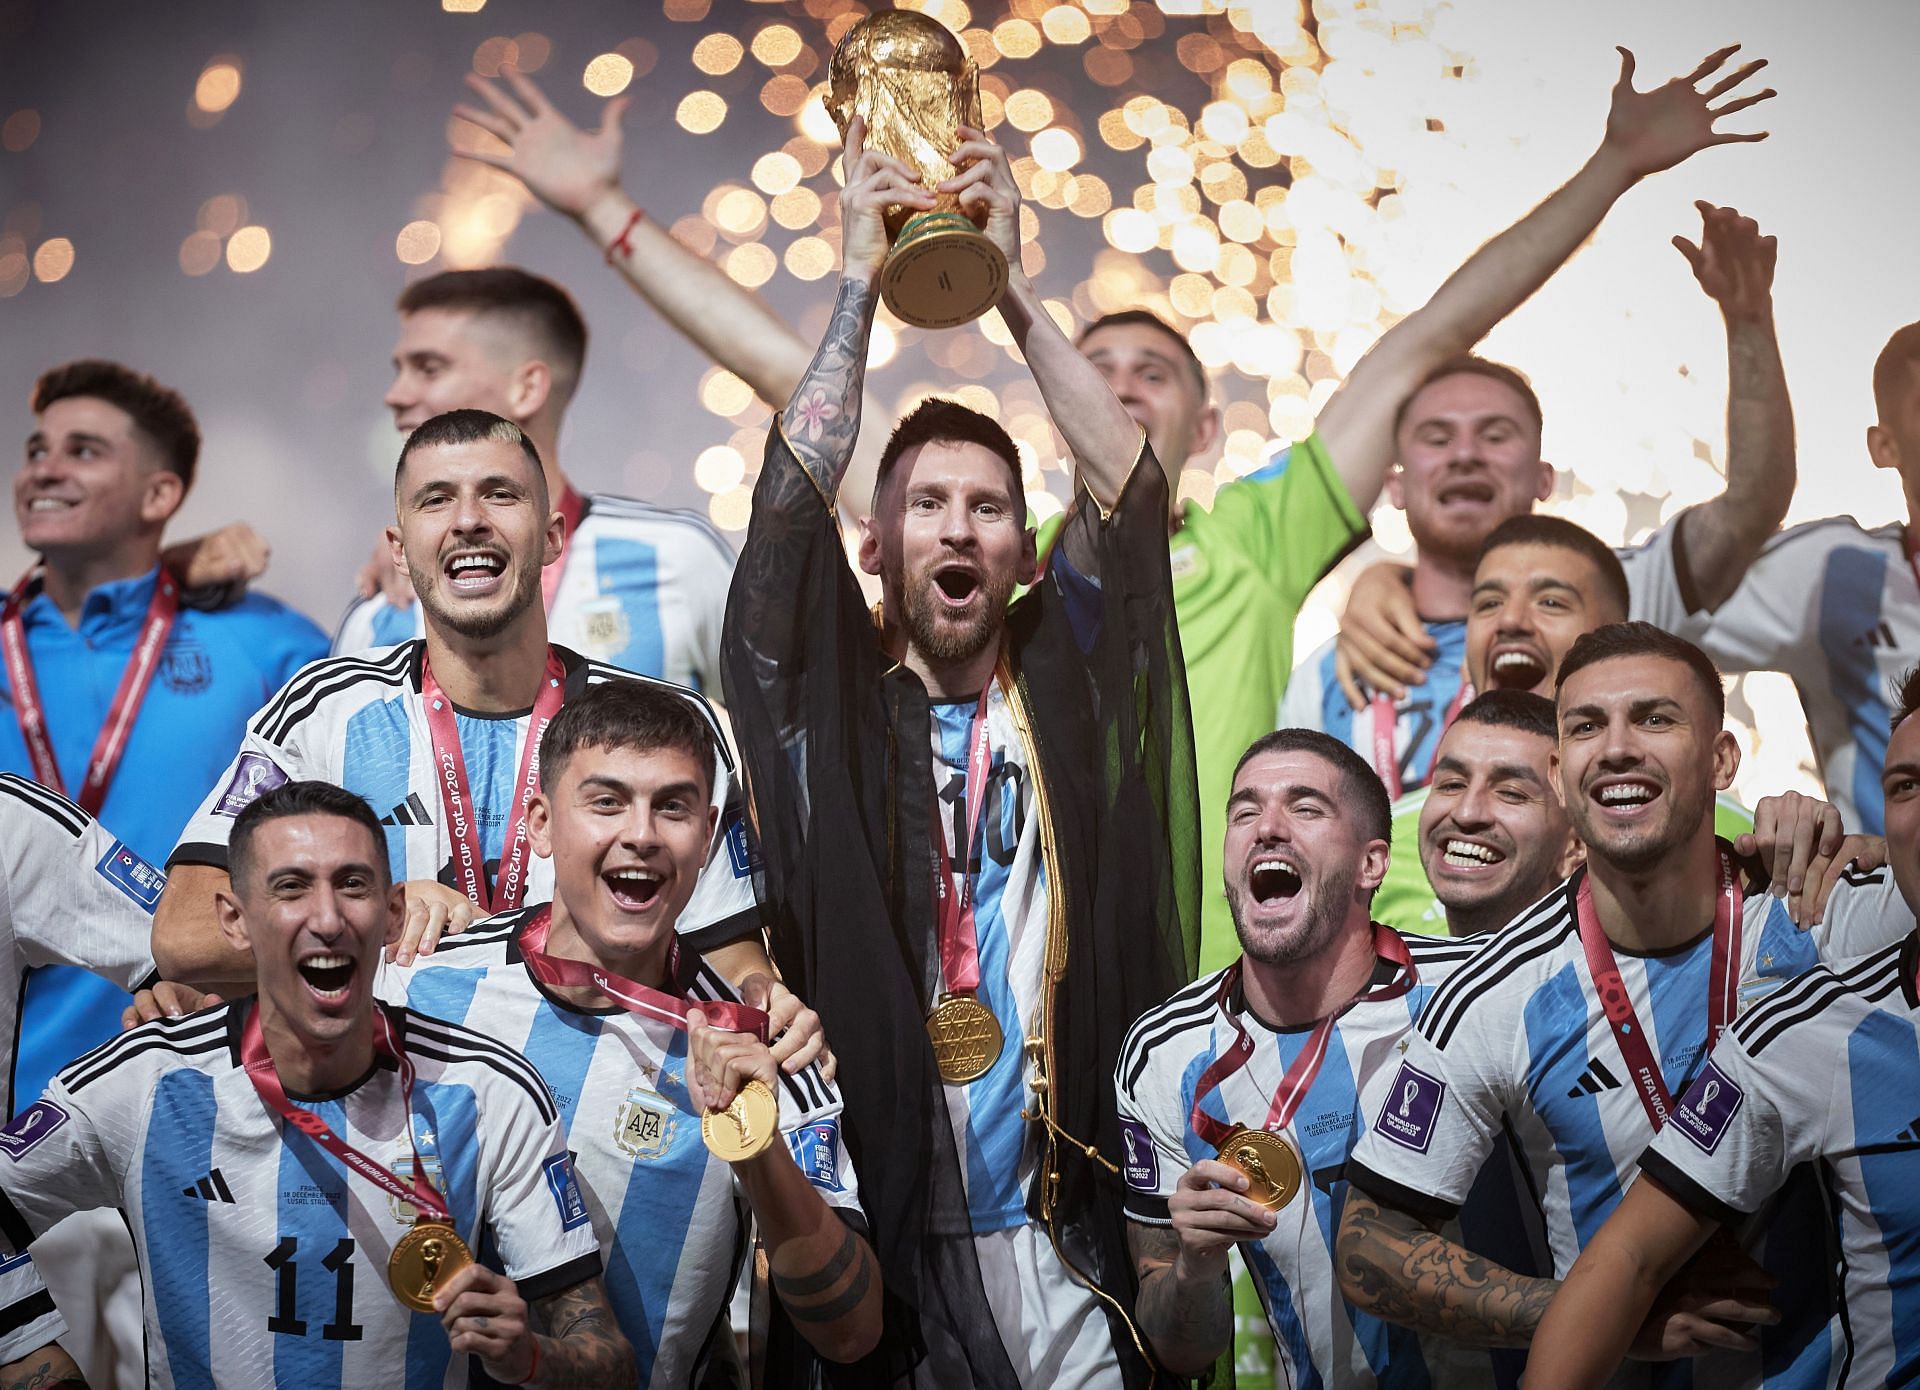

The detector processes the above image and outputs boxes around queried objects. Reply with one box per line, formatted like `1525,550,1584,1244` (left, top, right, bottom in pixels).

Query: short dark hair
1477,513,1631,619
1233,727,1392,845
229,781,389,892
540,680,717,796
874,398,1024,517
1554,621,1725,724
1454,689,1559,742
33,359,200,489
1890,664,1920,736
1873,322,1920,425
1393,355,1544,439
1076,309,1207,398
397,267,588,399
395,408,546,501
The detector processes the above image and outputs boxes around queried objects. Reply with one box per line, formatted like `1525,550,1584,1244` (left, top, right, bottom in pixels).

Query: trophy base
880,212,1009,330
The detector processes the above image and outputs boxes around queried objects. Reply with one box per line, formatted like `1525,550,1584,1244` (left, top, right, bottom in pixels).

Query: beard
1229,868,1350,968
1572,778,1714,876
411,552,543,641
897,558,1017,668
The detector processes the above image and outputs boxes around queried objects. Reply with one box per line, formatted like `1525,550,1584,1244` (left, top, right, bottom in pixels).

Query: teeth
1443,839,1499,865
1253,858,1296,877
303,954,351,968
1600,784,1655,804
1494,652,1536,669
449,554,500,573
608,869,660,884
27,498,74,511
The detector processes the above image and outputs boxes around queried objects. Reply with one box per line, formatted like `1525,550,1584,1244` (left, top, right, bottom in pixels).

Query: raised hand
838,116,934,282
940,125,1023,271
1166,1157,1276,1278
453,67,627,222
686,1004,780,1121
1602,45,1774,180
1674,201,1777,323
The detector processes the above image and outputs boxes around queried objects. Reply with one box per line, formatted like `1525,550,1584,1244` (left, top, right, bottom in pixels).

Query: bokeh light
225,225,271,273
194,59,243,115
2,110,39,153
677,91,727,134
32,238,73,283
583,53,635,96
395,220,443,265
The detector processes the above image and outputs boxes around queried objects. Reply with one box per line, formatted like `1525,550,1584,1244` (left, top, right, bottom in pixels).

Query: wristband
514,1334,541,1386
604,207,646,264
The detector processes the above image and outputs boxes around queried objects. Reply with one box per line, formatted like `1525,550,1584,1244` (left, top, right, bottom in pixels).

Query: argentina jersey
333,493,735,694
1278,517,1696,798
0,774,163,1364
1677,519,1918,834
1347,862,1915,1389
1644,896,1920,1388
1114,933,1480,1388
168,641,759,952
0,999,599,1389
929,683,1050,1232
375,907,858,1388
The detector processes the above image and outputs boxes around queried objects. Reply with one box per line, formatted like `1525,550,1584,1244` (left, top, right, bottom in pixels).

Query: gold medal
702,1078,778,1162
926,992,1004,1083
388,1221,474,1313
1217,1127,1303,1210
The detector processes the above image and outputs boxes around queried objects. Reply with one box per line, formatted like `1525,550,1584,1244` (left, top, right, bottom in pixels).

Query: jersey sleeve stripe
1420,896,1575,1049
0,774,87,837
1734,946,1903,1056
584,493,738,563
687,964,831,1111
0,1288,57,1339
1117,975,1220,1093
402,1013,560,1125
255,645,415,744
60,1012,230,1095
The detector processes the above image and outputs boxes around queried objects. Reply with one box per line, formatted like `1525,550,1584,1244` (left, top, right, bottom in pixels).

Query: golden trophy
828,10,1009,330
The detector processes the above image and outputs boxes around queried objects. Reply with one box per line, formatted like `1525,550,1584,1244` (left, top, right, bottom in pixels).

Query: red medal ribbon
1575,849,1742,1131
540,487,586,613
932,684,995,996
517,905,769,1042
1369,680,1470,800
241,1001,452,1222
1188,923,1417,1147
420,648,567,914
1,567,180,816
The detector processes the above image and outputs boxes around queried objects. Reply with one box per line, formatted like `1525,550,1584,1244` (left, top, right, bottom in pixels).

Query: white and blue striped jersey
168,640,759,952
375,906,857,1389
1114,932,1483,1388
1677,519,1918,834
928,684,1049,1234
0,774,162,1363
1644,912,1920,1387
0,998,600,1389
1346,864,1914,1389
1280,517,1696,794
334,494,736,695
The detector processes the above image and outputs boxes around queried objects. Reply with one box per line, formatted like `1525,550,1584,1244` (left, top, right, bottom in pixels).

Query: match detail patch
1374,1061,1446,1154
543,1152,591,1231
96,840,166,910
786,1121,846,1192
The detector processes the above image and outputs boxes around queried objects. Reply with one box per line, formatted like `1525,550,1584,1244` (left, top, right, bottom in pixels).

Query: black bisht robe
722,422,1200,1387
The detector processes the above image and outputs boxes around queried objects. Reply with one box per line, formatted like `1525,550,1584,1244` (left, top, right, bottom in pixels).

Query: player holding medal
1115,730,1475,1383
377,680,880,1384
0,781,631,1388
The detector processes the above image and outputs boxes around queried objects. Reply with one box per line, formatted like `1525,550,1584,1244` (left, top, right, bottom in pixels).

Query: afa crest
615,1086,677,1160
161,643,212,695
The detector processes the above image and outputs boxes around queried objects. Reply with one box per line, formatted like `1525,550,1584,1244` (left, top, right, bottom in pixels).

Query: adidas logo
1898,1118,1920,1145
182,1169,236,1203
1857,622,1899,650
1566,1060,1624,1099
379,793,433,828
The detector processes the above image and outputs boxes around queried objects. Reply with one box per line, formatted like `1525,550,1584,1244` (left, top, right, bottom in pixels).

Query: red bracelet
515,1335,541,1386
604,206,646,264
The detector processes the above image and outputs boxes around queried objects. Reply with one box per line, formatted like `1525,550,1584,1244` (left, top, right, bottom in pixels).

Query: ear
1358,837,1391,894
541,503,566,568
1017,525,1039,586
1711,727,1741,794
1385,464,1405,511
1555,829,1586,879
213,884,251,954
508,360,553,424
1869,424,1899,473
527,793,554,859
1190,403,1223,462
385,523,407,576
384,881,406,949
1548,746,1568,812
140,469,186,527
1534,459,1556,503
857,514,884,577
703,803,720,848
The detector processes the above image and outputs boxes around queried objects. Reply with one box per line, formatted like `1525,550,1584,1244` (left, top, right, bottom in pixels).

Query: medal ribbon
540,486,586,613
517,906,769,1042
420,648,567,913
1369,681,1470,800
932,684,995,996
1187,923,1417,1147
241,1001,452,1222
1575,849,1742,1131
1,567,180,815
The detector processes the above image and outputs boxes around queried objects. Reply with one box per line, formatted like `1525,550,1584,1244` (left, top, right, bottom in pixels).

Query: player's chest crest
615,1084,681,1160
575,596,632,661
386,1121,445,1225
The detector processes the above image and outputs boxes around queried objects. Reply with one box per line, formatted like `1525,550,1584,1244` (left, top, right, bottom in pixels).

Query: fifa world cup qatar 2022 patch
1670,1060,1745,1155
214,752,288,816
1374,1061,1446,1153
0,1101,68,1161
1118,1118,1159,1191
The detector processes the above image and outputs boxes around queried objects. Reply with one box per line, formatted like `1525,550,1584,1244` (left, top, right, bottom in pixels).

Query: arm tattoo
530,1278,636,1388
1128,1224,1232,1368
772,1223,874,1324
779,275,878,499
1336,1188,1556,1349
0,1344,85,1390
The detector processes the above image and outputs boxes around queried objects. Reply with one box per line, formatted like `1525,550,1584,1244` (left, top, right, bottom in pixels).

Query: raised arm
1315,45,1774,500
1128,1159,1274,1376
1669,203,1792,611
453,67,810,408
944,128,1139,510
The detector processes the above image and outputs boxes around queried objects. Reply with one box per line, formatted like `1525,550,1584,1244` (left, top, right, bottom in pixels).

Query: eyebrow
1433,754,1545,784
404,471,529,507
1884,760,1920,784
1560,695,1686,725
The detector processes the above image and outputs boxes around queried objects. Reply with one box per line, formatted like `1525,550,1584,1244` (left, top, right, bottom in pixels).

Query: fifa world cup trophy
827,10,1010,329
